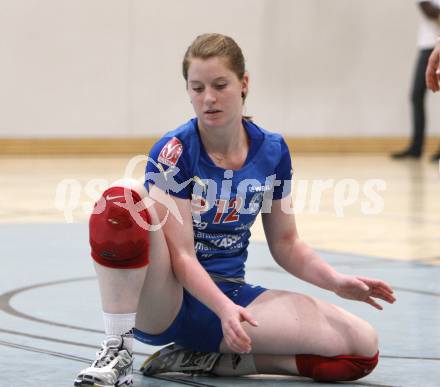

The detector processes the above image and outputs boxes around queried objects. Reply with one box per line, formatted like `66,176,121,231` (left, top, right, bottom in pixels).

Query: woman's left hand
334,274,396,310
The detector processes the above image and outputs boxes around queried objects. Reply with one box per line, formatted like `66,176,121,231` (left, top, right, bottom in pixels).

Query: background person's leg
393,49,432,159
410,49,432,156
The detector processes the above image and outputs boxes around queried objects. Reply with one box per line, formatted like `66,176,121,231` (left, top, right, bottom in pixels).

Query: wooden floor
1,154,438,262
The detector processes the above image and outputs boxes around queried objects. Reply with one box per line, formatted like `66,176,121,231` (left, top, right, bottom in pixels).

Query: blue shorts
134,282,267,352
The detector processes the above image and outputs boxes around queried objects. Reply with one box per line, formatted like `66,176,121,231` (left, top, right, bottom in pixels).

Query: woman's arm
149,185,258,353
262,196,395,309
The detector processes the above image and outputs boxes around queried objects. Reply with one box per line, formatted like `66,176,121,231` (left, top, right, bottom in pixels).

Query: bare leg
135,211,183,334
93,179,183,335
95,264,148,314
217,290,378,376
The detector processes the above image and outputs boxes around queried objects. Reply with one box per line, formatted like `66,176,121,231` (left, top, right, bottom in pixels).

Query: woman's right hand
218,303,259,353
426,40,440,92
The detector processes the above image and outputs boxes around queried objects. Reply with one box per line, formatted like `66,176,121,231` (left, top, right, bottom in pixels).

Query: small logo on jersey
158,137,183,167
193,219,208,230
249,184,272,193
234,221,254,231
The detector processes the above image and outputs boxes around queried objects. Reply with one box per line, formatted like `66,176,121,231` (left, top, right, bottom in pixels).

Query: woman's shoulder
147,118,199,169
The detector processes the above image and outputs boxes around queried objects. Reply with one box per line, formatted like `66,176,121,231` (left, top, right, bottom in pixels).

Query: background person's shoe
430,149,440,162
391,149,421,159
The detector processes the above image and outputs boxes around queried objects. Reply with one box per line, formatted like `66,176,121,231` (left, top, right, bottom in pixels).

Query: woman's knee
296,351,379,382
89,179,152,269
364,322,379,355
350,319,378,357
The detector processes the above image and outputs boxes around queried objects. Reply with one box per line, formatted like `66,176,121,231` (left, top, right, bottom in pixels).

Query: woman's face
187,56,248,131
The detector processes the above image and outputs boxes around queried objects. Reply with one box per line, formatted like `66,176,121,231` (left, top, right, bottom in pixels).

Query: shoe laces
92,337,122,368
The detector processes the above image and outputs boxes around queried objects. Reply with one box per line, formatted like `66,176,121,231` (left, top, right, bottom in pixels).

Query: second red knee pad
296,351,379,382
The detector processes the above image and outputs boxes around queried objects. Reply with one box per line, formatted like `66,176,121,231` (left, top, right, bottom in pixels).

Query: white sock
103,312,136,353
212,354,257,376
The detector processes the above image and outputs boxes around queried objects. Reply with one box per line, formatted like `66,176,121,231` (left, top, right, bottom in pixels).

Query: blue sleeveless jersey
145,118,292,279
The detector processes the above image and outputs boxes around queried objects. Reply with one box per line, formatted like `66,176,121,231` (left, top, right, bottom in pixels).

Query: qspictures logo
54,154,387,230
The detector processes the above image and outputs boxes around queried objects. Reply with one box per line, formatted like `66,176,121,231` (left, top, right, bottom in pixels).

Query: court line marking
0,276,103,333
2,325,438,363
1,276,440,363
314,247,440,268
1,223,437,265
3,275,440,335
0,339,217,387
249,266,440,297
251,240,440,267
0,339,402,387
0,327,151,356
419,256,440,263
390,287,440,297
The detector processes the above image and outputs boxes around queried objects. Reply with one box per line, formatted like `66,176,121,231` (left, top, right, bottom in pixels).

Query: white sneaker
140,344,220,376
74,336,133,387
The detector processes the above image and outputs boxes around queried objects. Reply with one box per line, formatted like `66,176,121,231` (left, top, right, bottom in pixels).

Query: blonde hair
182,33,248,103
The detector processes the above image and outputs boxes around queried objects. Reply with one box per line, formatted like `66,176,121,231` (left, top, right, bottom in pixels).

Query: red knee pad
89,186,151,269
296,351,379,382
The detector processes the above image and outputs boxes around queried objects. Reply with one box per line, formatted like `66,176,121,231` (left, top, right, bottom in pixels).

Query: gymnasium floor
1,154,439,387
